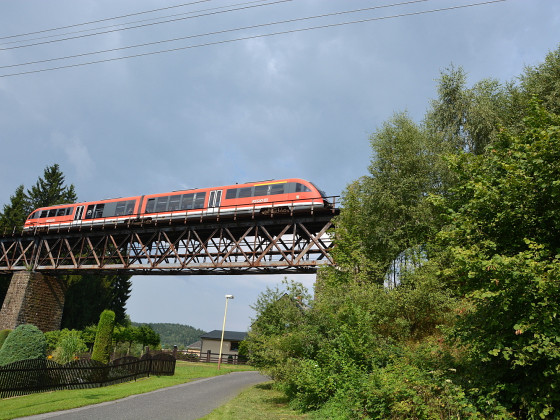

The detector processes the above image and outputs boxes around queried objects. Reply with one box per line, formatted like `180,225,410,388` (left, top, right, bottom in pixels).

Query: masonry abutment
0,271,65,332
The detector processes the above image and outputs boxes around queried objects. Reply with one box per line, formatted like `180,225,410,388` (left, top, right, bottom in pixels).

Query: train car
23,178,328,231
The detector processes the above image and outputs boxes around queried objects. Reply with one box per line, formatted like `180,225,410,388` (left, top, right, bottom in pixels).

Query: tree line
132,322,206,349
244,46,560,418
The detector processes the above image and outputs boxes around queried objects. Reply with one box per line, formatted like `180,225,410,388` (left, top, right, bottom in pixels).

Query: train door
207,190,222,214
73,206,84,224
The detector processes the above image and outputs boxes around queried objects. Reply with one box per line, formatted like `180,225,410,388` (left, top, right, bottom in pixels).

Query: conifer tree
0,165,132,330
91,310,115,364
0,185,29,230
26,164,77,210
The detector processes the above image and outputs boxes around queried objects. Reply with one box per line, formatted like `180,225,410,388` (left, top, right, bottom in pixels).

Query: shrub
91,310,115,364
176,352,199,362
0,324,46,366
0,329,11,350
52,330,88,364
44,330,61,355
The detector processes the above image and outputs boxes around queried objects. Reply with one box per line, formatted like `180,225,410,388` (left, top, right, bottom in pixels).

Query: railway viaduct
0,203,338,332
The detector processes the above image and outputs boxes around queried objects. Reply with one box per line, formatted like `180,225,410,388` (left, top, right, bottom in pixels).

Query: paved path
20,371,269,420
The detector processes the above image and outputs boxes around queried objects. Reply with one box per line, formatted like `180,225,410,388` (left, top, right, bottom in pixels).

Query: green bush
44,330,61,355
91,309,115,364
52,330,88,364
0,324,46,366
0,329,11,350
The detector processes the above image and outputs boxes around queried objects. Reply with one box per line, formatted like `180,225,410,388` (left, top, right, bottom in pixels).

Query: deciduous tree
332,113,445,285
438,102,560,417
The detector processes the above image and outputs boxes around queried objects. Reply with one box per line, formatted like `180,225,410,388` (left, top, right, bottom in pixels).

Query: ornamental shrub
0,329,11,350
91,309,115,364
52,330,88,364
44,330,62,355
0,324,46,366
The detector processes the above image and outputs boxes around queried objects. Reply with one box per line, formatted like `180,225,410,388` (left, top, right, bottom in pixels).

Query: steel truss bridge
0,201,339,276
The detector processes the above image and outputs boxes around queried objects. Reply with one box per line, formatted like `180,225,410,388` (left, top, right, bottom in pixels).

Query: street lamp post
218,294,234,370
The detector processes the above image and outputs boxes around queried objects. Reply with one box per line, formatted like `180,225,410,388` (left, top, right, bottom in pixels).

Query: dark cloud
1,0,559,330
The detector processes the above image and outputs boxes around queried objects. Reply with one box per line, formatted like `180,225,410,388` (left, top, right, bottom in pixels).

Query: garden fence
0,352,175,399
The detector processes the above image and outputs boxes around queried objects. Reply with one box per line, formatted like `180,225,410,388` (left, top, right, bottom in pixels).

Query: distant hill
132,322,206,349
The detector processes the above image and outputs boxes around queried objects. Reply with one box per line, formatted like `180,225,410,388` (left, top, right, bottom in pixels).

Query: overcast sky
1,0,559,333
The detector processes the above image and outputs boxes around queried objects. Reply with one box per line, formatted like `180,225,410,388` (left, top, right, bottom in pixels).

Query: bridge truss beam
0,214,335,275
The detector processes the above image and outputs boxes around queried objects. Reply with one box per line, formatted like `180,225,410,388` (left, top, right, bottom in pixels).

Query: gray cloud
1,0,559,331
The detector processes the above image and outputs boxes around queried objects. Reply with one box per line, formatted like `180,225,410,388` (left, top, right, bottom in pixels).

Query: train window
109,200,135,216
94,204,105,219
40,210,48,218
225,189,237,199
194,192,206,209
146,198,155,213
102,202,118,217
66,208,74,216
85,205,95,219
238,187,252,198
126,201,135,214
168,195,181,211
56,208,66,217
269,184,285,195
48,209,56,217
180,194,194,210
115,201,126,216
254,185,268,196
295,183,311,193
155,196,169,212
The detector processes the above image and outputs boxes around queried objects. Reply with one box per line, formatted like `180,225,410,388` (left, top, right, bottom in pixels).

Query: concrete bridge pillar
0,272,65,332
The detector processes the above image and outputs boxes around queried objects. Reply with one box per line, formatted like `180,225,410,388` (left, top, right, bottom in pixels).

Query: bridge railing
2,196,340,237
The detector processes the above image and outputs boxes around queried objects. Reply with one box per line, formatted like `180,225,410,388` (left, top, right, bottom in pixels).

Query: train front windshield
310,182,328,198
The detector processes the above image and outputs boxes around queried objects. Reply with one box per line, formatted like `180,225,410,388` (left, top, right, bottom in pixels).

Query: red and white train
23,178,329,230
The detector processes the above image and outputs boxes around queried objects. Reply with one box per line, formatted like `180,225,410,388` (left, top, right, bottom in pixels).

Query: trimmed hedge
0,325,46,366
91,310,115,364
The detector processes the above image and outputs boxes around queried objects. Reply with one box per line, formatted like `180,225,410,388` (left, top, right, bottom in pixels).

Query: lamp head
225,294,234,299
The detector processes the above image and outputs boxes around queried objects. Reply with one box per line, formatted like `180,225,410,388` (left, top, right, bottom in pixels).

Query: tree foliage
437,102,560,417
519,46,560,115
244,279,312,376
61,274,132,330
246,44,560,419
427,65,510,154
25,164,77,211
132,322,205,348
332,113,445,285
137,325,160,350
0,185,28,231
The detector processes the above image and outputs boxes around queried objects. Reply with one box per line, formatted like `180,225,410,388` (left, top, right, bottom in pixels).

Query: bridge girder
0,212,336,275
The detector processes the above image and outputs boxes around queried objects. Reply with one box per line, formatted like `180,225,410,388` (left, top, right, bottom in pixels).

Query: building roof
200,330,248,341
187,340,201,349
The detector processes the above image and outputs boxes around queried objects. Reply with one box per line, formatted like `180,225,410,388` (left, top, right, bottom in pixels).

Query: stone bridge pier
0,272,65,332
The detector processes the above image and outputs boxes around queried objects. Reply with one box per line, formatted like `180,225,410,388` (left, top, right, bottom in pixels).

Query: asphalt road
19,371,269,420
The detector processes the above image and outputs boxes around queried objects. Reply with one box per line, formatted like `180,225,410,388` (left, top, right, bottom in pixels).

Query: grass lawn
201,381,308,420
0,362,253,420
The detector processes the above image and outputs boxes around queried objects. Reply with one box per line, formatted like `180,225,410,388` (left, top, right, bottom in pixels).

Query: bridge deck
0,206,339,275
